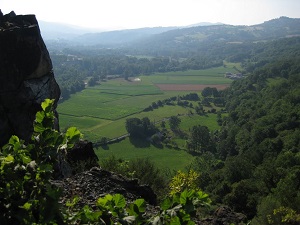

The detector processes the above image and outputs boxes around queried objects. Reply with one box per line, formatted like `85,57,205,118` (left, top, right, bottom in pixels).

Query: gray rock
0,11,60,146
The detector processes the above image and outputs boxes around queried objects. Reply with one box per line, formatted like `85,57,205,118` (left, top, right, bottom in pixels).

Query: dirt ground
155,84,230,91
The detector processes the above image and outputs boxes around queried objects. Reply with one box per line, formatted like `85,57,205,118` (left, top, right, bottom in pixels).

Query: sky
1,0,300,30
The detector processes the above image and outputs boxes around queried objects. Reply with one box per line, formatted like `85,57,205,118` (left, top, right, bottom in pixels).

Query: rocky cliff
0,10,158,207
0,10,60,146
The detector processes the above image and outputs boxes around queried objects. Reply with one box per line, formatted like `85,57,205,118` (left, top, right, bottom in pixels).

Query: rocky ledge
52,167,157,207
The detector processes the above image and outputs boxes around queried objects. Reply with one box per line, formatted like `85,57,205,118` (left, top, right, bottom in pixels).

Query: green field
96,138,194,172
141,66,237,85
58,66,232,141
58,66,234,170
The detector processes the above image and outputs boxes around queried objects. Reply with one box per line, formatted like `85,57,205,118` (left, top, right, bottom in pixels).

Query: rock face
0,11,60,146
52,167,157,207
54,141,100,178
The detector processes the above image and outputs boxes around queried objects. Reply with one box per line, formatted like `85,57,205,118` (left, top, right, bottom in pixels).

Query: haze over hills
38,20,105,40
39,20,224,41
42,17,300,49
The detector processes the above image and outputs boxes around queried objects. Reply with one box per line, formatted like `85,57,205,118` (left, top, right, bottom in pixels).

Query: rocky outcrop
0,10,60,146
55,141,100,178
52,167,157,207
200,205,247,225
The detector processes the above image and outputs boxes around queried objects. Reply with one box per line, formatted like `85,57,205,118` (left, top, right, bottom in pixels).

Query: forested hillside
192,42,300,223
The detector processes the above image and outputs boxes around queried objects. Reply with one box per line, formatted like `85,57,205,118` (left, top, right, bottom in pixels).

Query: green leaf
180,190,188,205
170,216,181,225
96,194,112,207
35,111,45,124
113,194,126,208
41,99,54,112
22,202,32,210
82,205,100,221
133,199,146,212
66,196,79,207
65,127,82,143
21,155,31,164
4,155,14,163
8,135,23,151
161,197,172,210
34,123,46,133
8,135,20,145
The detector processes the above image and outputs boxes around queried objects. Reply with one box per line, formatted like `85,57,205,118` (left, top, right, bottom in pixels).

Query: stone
52,167,157,209
0,11,60,146
54,141,99,178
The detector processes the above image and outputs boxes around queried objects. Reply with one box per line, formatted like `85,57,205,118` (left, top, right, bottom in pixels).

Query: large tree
125,117,157,138
169,116,181,131
187,125,215,154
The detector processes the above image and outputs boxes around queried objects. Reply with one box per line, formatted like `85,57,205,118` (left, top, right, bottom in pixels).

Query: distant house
225,72,243,80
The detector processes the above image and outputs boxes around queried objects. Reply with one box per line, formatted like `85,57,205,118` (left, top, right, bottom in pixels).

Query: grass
142,75,231,85
58,92,168,120
179,114,220,131
58,66,232,170
140,66,237,85
96,138,194,172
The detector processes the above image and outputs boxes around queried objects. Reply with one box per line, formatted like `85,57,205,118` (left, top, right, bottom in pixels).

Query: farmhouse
224,72,243,79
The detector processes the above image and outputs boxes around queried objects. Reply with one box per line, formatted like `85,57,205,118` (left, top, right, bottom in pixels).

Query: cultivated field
58,64,238,170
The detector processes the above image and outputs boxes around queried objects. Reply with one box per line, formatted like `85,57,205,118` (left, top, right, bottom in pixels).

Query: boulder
54,141,100,178
0,11,60,146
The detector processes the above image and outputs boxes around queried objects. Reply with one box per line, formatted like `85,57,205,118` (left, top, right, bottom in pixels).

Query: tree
88,76,98,86
125,117,157,138
169,116,181,131
187,125,214,154
125,118,144,138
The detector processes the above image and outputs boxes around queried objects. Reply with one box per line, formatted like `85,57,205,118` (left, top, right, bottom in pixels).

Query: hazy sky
1,0,300,30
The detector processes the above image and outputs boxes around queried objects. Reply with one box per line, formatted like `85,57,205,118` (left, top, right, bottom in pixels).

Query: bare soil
155,84,230,91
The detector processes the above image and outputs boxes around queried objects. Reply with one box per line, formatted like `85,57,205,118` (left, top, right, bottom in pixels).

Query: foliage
186,125,216,155
169,170,200,196
64,189,211,225
125,117,157,138
1,99,213,224
153,189,211,225
268,207,300,225
100,156,168,196
203,50,300,222
0,99,82,224
169,116,181,131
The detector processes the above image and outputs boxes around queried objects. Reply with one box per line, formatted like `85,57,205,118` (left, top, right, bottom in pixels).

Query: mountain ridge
43,16,300,48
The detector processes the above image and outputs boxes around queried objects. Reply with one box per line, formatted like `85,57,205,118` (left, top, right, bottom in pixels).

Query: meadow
96,138,194,172
58,65,236,170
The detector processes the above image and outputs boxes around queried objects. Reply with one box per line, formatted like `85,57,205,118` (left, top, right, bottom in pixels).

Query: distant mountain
130,16,300,54
184,22,224,28
74,26,178,46
42,17,300,49
72,23,224,46
38,20,104,40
